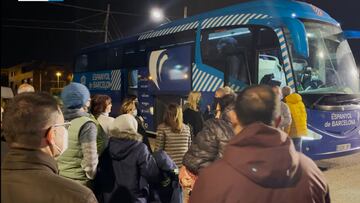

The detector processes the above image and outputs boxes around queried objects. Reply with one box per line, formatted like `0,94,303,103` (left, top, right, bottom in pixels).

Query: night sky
1,0,360,68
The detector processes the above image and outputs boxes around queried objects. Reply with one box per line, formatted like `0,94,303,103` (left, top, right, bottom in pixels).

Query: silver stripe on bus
192,67,199,80
204,17,217,28
244,13,257,24
179,24,188,32
206,17,219,28
233,13,246,25
192,22,199,29
198,74,210,91
213,79,223,91
254,14,263,19
261,15,268,19
186,22,194,30
210,16,224,28
226,14,240,26
202,75,214,91
207,77,218,91
201,18,212,29
193,71,206,90
218,15,231,27
222,14,234,26
193,70,203,88
236,13,250,25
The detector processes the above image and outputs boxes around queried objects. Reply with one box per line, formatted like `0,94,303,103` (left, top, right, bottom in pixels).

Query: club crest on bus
149,49,168,89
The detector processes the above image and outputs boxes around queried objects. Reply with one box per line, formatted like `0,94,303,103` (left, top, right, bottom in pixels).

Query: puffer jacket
182,108,235,175
94,133,160,203
284,93,307,137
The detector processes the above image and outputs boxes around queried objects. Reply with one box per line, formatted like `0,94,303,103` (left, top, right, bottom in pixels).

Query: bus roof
80,0,338,53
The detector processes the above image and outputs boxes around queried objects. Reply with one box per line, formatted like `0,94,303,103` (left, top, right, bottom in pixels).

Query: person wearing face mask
120,98,152,153
1,92,98,203
57,82,100,189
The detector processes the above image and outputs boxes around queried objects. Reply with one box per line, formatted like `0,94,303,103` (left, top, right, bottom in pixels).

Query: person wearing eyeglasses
57,82,102,189
1,92,97,203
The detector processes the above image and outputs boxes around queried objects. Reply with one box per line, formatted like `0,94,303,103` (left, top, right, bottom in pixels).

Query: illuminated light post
56,72,62,88
150,8,171,23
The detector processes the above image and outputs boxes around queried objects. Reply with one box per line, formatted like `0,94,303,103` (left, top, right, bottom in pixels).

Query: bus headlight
303,128,323,140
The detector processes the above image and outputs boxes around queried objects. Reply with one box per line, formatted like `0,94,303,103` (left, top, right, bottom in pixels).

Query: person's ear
274,116,282,128
45,127,56,145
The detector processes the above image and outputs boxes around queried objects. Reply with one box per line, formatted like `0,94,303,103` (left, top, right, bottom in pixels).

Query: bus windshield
290,21,359,94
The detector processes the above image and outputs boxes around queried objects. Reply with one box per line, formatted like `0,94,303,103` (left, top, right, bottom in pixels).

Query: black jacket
183,108,204,137
94,134,159,203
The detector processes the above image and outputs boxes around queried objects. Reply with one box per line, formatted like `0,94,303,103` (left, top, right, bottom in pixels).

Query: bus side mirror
343,30,360,39
283,18,309,58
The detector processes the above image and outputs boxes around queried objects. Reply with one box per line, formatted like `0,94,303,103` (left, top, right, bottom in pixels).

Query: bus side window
201,27,253,89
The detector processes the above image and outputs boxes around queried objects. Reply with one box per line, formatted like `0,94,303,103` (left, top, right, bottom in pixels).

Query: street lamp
56,72,62,88
150,8,171,23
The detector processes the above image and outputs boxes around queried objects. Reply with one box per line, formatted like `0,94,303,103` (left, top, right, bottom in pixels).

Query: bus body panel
73,0,360,160
303,108,360,160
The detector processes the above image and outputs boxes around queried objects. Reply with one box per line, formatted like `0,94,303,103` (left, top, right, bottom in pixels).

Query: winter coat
183,108,204,137
284,93,308,137
155,124,191,168
190,122,330,203
1,148,97,203
57,108,99,187
182,110,235,175
94,133,160,203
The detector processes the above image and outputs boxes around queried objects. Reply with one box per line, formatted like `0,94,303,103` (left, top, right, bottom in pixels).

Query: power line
50,2,145,17
71,12,105,23
4,18,71,24
110,14,124,38
49,2,105,13
2,25,105,33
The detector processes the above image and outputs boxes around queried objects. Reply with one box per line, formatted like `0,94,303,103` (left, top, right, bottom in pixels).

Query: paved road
316,152,360,203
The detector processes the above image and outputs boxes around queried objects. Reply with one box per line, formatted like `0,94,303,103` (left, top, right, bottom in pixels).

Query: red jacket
190,122,330,203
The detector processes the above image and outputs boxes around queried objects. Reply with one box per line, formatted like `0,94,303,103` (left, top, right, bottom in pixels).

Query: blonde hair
187,91,201,111
164,103,183,133
223,86,235,95
120,98,136,114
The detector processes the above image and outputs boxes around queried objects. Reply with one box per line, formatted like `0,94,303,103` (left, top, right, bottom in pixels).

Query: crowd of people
1,80,329,203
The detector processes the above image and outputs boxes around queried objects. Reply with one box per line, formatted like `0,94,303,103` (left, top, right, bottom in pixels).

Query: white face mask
132,109,138,117
54,127,69,157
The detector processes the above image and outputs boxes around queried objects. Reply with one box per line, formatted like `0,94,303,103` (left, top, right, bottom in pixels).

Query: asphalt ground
316,152,360,203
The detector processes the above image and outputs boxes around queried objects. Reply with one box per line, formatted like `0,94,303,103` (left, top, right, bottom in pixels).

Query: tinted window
201,27,253,88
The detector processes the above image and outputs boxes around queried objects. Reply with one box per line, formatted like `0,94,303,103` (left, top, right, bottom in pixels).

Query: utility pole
184,6,188,18
104,4,110,43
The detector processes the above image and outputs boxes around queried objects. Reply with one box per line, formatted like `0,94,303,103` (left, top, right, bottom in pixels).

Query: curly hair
90,94,112,118
120,98,136,115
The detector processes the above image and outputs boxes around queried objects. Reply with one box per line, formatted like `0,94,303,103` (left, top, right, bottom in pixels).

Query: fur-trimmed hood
110,129,143,142
108,134,143,160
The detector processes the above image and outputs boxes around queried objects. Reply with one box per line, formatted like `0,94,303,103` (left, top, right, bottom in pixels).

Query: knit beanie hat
110,114,138,135
61,82,90,109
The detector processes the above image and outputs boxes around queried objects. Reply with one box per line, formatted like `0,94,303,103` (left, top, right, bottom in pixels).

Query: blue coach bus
73,0,360,160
